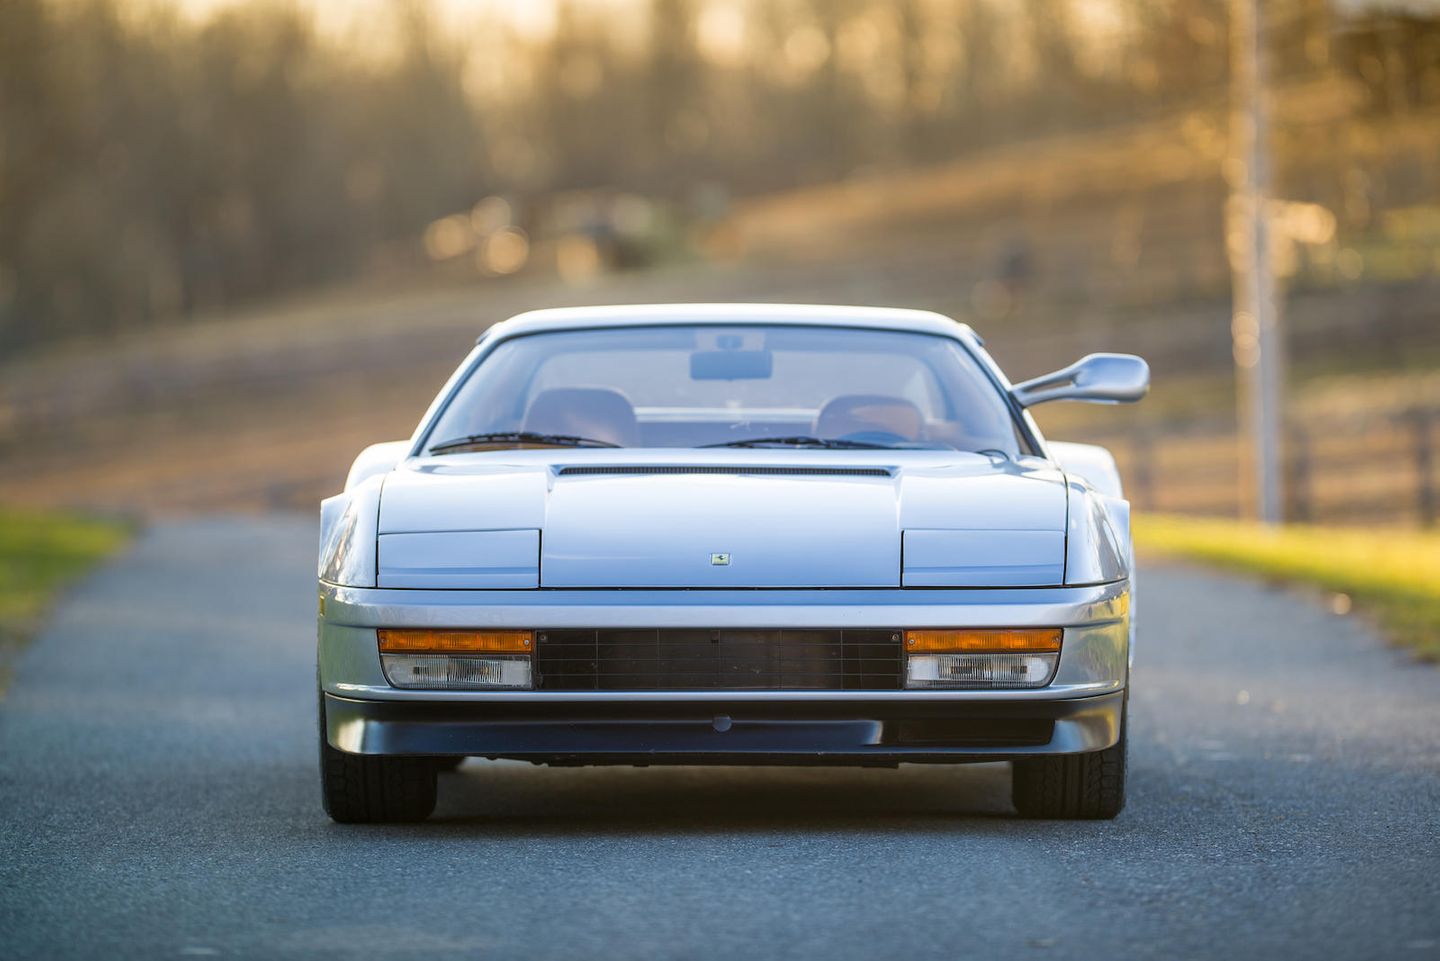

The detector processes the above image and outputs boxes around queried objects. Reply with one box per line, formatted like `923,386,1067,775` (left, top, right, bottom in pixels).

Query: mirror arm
1011,363,1082,408
1010,353,1150,408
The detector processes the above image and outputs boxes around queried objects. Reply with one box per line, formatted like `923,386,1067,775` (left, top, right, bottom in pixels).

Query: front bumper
318,580,1130,761
323,690,1124,762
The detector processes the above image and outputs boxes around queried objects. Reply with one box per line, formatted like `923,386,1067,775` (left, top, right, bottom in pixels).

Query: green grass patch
1135,514,1440,661
0,509,133,694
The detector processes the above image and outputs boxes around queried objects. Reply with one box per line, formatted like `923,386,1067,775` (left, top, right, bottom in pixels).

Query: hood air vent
557,465,891,478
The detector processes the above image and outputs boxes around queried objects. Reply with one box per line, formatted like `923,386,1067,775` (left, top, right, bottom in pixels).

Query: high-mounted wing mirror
1011,353,1150,407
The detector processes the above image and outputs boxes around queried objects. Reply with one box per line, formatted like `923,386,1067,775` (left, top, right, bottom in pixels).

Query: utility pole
1228,0,1285,523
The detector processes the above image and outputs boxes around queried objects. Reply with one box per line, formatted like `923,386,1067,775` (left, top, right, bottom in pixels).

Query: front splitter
323,691,1124,764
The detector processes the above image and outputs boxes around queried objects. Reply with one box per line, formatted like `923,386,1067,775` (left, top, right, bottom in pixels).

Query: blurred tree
949,0,1003,150
1338,10,1440,114
0,0,487,353
894,0,932,163
1132,0,1229,106
1,0,1437,355
646,0,704,190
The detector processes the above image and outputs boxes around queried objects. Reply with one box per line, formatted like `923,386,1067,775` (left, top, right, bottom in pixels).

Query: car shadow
425,759,1019,833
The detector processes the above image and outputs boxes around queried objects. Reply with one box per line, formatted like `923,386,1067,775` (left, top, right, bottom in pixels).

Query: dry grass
1135,513,1440,661
0,510,133,694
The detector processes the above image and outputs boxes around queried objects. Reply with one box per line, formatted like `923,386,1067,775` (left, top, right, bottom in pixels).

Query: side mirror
1011,353,1149,407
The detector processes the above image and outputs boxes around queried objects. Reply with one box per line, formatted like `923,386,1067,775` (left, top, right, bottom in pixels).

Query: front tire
1011,703,1127,820
319,696,437,823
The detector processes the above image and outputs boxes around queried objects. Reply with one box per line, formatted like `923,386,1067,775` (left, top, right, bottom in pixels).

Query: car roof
482,303,981,344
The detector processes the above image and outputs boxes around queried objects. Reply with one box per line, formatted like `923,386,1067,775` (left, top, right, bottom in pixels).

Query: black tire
319,696,437,823
1011,703,1127,820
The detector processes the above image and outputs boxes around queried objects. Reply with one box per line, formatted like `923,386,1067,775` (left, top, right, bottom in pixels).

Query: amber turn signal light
904,628,1062,653
378,629,534,653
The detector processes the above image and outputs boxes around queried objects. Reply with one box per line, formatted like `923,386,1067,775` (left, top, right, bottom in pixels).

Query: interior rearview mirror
1011,353,1149,407
690,349,774,380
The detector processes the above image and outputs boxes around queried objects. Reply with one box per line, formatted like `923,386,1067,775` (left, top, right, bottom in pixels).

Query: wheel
1011,701,1127,820
318,695,437,823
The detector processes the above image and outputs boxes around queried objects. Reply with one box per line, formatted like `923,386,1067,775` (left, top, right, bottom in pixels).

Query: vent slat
535,628,903,691
557,466,891,478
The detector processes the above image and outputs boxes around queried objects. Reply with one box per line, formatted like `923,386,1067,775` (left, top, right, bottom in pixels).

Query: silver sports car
317,304,1148,822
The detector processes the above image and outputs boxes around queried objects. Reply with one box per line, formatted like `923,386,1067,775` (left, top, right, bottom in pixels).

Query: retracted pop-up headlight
378,630,533,690
903,629,1061,689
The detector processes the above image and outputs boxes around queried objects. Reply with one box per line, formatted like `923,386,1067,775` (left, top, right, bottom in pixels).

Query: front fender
1064,479,1129,586
345,441,409,491
1048,441,1123,499
319,475,384,587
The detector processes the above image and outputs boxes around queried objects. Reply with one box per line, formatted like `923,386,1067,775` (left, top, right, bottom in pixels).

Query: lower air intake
535,628,903,691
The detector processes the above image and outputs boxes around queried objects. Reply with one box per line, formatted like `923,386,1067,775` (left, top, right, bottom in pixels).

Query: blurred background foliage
3,0,1437,352
2,0,484,347
0,0,1438,526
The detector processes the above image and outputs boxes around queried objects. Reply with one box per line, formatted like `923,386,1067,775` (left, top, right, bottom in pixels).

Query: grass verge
0,509,133,695
1134,513,1440,661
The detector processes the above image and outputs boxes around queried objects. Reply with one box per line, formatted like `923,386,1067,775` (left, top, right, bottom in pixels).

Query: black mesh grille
535,628,903,691
556,466,891,477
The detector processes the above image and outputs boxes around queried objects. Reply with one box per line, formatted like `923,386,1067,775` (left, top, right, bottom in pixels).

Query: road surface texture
2,516,1437,960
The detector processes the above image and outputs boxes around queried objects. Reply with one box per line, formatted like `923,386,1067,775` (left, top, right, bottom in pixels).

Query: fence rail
1074,407,1440,526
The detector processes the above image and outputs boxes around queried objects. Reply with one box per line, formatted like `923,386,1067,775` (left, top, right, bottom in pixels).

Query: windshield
424,325,1026,455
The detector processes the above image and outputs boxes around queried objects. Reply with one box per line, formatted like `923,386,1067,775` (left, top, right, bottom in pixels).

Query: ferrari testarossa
317,304,1148,822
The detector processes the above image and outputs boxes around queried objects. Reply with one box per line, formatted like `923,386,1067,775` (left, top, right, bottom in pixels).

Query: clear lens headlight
377,629,533,690
902,628,1061,689
905,652,1059,689
381,653,532,690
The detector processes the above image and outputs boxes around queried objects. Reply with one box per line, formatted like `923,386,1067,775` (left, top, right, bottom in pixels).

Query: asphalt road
2,517,1438,960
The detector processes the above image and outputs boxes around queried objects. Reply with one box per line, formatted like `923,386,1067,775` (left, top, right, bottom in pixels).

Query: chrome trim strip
328,681,1121,703
321,580,1129,631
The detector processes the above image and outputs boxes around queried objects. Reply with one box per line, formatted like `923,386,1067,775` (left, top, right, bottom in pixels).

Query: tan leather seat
522,387,640,447
813,395,924,441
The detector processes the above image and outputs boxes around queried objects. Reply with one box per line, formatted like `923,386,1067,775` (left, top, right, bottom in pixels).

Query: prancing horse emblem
710,553,731,566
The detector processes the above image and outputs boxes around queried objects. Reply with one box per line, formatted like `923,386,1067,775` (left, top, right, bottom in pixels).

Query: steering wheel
837,429,913,446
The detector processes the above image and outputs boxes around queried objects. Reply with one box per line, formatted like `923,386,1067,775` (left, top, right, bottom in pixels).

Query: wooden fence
1073,407,1440,526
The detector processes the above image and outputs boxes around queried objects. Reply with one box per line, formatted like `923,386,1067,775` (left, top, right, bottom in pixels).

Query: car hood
377,451,1069,588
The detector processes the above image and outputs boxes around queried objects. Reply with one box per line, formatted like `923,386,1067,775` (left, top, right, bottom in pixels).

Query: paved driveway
2,517,1437,960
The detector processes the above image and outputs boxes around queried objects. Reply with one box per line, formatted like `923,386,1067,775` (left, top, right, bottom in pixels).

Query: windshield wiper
699,435,896,450
428,431,621,454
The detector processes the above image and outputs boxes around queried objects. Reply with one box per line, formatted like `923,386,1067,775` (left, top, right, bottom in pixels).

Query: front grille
535,628,903,691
